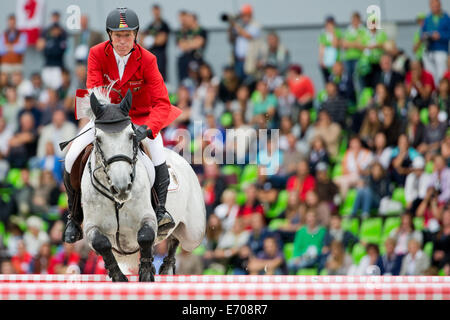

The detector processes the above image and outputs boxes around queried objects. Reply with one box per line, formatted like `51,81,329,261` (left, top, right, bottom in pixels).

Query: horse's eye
97,137,102,144
129,133,134,140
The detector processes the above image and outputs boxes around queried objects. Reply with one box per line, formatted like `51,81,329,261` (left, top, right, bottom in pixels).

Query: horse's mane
89,79,117,105
78,80,117,120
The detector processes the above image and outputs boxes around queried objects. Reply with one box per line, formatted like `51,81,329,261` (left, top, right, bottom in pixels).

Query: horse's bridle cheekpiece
88,90,141,255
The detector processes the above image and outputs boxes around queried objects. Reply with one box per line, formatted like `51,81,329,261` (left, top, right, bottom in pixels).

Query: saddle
70,144,93,191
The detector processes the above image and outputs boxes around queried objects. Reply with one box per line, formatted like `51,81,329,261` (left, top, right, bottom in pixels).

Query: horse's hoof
139,263,155,282
139,272,155,282
159,263,169,275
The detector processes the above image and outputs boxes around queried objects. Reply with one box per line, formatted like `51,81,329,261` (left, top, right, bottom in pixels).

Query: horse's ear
120,89,132,115
90,93,105,118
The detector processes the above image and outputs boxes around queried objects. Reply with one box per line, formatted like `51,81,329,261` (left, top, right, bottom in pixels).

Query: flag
16,0,46,46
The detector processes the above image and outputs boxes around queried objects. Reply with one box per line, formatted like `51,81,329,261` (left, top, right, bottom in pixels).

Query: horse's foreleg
89,228,128,282
137,223,156,282
159,236,179,275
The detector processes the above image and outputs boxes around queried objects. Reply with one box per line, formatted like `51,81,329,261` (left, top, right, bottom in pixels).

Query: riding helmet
106,7,140,34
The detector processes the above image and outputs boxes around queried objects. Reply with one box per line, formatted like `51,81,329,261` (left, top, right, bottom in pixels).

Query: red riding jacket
86,41,181,137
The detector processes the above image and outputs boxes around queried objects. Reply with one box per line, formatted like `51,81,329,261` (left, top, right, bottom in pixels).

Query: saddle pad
167,166,179,192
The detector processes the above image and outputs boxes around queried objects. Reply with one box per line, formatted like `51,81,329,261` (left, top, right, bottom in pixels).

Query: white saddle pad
167,166,179,192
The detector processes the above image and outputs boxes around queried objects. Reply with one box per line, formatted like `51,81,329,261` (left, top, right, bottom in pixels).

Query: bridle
88,125,140,255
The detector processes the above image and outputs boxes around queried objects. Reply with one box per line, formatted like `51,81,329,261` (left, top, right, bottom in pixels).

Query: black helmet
106,7,139,33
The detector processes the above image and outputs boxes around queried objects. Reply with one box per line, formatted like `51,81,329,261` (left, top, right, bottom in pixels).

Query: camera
220,12,240,23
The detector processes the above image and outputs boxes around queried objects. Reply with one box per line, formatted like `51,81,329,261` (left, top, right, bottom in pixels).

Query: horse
79,88,206,282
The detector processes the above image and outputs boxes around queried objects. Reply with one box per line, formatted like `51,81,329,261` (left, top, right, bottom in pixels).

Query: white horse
80,89,206,281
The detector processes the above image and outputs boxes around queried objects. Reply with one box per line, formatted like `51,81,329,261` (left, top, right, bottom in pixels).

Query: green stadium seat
58,193,68,209
192,244,206,256
236,192,246,206
220,112,233,127
268,219,287,231
357,87,374,110
203,267,226,275
297,268,318,275
317,89,328,104
266,190,289,219
2,232,10,248
283,243,294,261
424,242,433,258
420,108,429,125
331,162,343,180
320,269,328,275
239,164,258,189
413,217,424,231
391,188,406,208
425,161,434,174
352,243,367,265
383,217,401,238
342,218,360,236
6,168,24,188
359,217,383,244
379,217,402,254
337,137,348,160
0,187,13,204
340,189,358,216
310,109,317,123
41,220,49,232
0,221,5,236
221,165,242,181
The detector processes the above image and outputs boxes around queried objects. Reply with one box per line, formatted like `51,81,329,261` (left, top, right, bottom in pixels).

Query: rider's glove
135,125,149,143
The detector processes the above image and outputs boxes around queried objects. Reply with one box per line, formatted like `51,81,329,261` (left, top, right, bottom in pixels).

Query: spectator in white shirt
400,238,430,275
404,156,432,214
214,189,240,232
23,216,50,257
36,109,77,158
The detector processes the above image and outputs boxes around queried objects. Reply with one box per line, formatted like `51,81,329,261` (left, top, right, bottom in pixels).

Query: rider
63,7,179,243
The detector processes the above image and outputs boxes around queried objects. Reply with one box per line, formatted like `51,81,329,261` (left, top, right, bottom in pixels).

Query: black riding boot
154,162,175,232
63,171,84,243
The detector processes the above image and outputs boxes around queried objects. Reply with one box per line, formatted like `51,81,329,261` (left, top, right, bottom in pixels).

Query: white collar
113,48,132,65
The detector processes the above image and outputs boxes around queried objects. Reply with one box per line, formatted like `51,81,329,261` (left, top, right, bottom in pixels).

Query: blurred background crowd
0,0,449,277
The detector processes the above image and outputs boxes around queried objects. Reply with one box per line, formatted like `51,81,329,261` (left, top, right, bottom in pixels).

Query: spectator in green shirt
287,210,326,273
341,12,366,92
318,16,342,84
360,18,388,88
251,80,277,127
413,13,427,61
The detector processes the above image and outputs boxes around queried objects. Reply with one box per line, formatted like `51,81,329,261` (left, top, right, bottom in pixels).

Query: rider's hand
135,125,149,142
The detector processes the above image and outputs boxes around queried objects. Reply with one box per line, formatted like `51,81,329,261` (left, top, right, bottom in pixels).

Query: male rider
63,8,180,243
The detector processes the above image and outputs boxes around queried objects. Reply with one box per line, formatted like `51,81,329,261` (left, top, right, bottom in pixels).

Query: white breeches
64,120,166,177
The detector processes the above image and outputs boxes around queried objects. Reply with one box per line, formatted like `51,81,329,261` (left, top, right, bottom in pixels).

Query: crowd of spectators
0,1,449,277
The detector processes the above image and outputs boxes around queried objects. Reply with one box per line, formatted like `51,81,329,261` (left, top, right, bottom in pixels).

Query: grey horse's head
90,90,137,203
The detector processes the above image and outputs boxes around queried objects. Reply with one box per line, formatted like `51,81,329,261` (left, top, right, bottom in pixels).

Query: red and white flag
16,0,46,46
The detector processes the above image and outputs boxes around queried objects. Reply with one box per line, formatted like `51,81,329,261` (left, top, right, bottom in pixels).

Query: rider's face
111,30,135,56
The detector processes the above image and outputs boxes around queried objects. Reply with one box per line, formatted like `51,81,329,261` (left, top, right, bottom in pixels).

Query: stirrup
156,207,175,231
